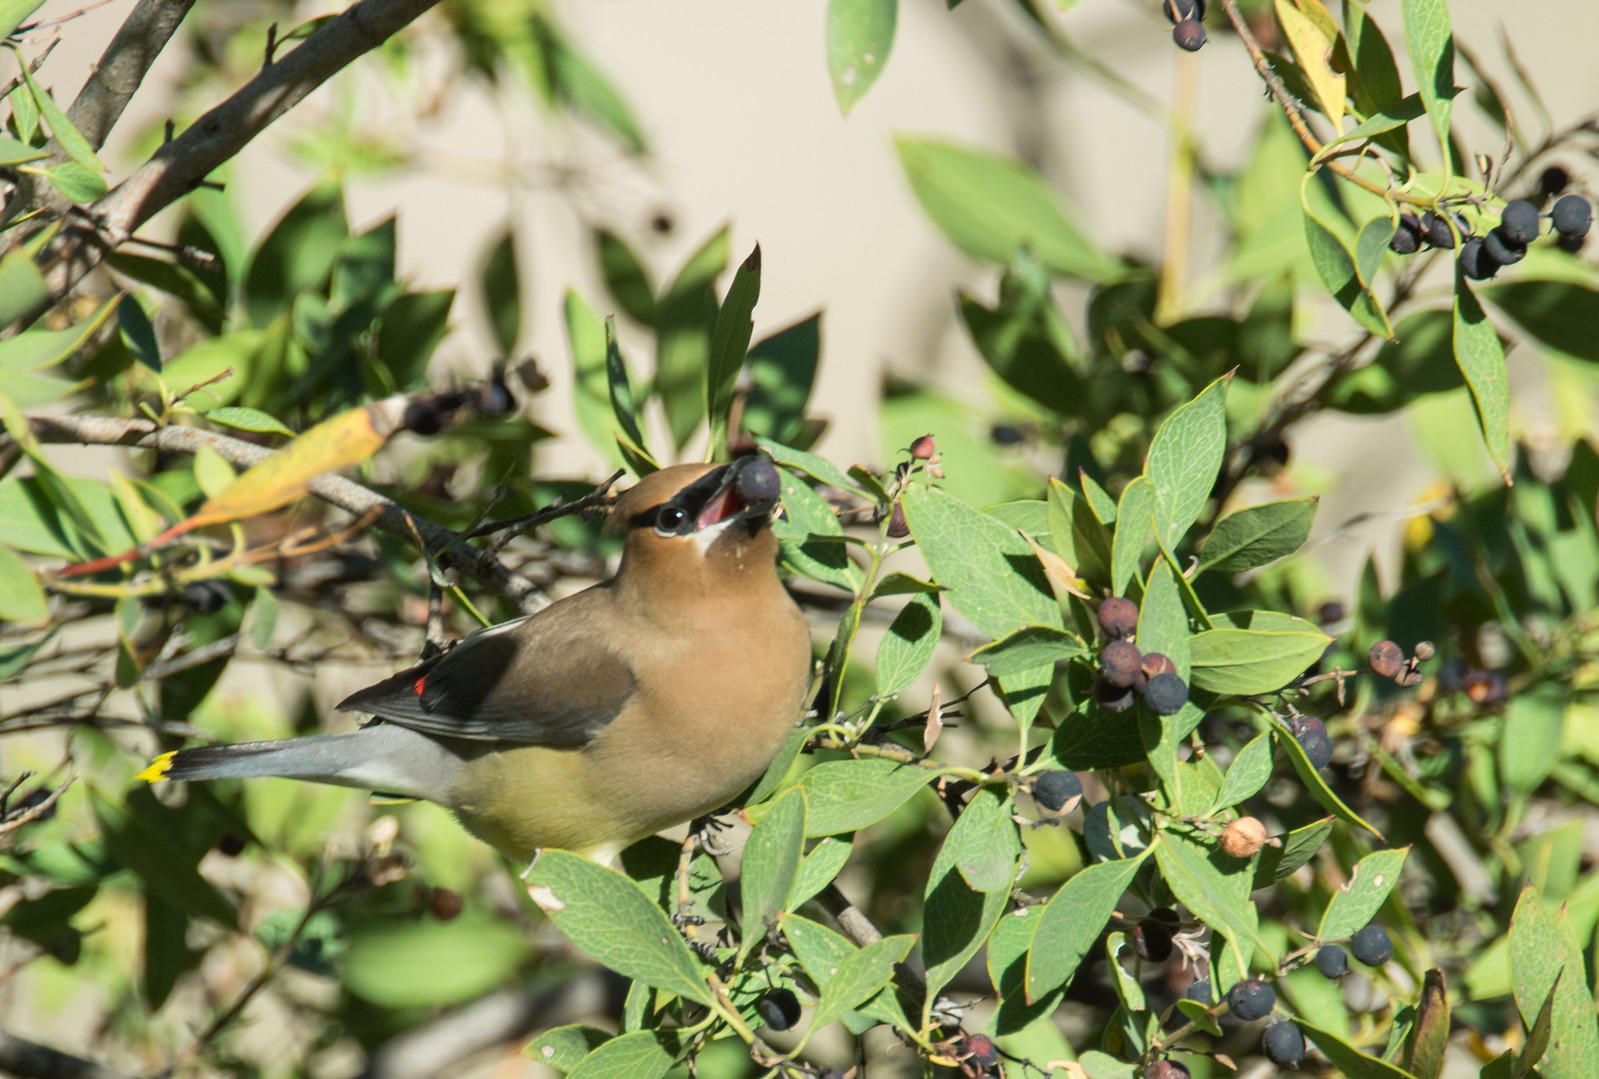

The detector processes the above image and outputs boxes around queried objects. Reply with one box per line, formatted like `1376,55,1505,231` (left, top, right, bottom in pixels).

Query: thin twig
0,1030,138,1079
25,412,551,613
3,0,444,311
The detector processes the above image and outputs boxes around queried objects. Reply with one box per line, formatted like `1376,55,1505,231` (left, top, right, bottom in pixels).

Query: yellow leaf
1275,0,1346,129
190,398,400,527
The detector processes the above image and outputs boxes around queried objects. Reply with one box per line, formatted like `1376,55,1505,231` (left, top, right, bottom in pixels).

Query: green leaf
0,3,47,44
205,407,295,438
20,64,102,172
525,851,711,1006
342,911,529,1007
1048,477,1111,586
244,179,347,327
966,624,1082,677
945,787,1020,893
1145,376,1228,550
1302,183,1394,339
1110,476,1153,595
1509,886,1599,1079
526,1025,613,1074
567,1032,673,1079
707,244,761,457
1188,624,1331,695
743,314,821,445
0,298,115,372
566,289,618,460
1500,684,1566,795
739,786,806,957
900,483,1062,640
1317,847,1410,940
479,227,520,354
771,472,859,590
755,436,863,495
1197,497,1317,573
790,837,852,911
1155,829,1270,981
603,317,654,469
594,229,655,326
810,934,915,1031
0,249,47,329
1025,850,1149,1002
536,15,646,154
1315,94,1425,160
655,227,728,449
798,758,932,836
0,132,45,167
877,592,941,695
1485,278,1599,364
1453,272,1511,480
1213,732,1275,810
91,791,237,929
117,295,160,371
1400,0,1454,152
924,788,1015,996
895,137,1118,281
373,288,454,391
827,0,897,113
1296,1018,1421,1079
0,544,46,623
988,905,1056,1033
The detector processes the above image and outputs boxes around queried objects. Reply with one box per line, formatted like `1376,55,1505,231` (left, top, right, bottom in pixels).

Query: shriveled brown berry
961,1033,1000,1068
430,887,464,921
1172,18,1206,50
910,434,936,459
1368,639,1405,679
886,500,909,538
1220,816,1268,858
1098,596,1140,639
1101,639,1143,688
1144,1063,1191,1079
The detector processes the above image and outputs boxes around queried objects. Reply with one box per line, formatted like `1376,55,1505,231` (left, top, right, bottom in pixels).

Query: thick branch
21,0,441,312
28,413,551,613
68,0,198,150
0,1030,138,1079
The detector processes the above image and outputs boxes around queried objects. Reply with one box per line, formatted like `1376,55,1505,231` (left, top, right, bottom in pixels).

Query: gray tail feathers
139,724,465,805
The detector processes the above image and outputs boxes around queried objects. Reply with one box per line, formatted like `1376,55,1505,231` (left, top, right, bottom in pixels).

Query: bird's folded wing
336,613,637,746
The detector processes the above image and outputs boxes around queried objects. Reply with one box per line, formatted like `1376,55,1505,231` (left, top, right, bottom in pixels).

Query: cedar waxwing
139,457,812,864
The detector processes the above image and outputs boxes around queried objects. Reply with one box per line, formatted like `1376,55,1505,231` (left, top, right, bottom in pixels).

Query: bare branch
0,1029,138,1079
18,0,442,312
27,412,552,613
68,0,198,150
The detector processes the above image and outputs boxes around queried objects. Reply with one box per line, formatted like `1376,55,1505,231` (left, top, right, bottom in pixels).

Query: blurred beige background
27,0,1599,599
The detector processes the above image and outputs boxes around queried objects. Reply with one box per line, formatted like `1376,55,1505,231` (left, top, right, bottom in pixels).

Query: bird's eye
656,506,688,532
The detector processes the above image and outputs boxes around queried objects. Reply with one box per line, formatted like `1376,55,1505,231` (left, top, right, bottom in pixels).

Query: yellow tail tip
136,752,176,784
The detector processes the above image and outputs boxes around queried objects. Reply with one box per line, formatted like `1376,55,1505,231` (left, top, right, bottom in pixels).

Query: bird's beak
690,456,783,534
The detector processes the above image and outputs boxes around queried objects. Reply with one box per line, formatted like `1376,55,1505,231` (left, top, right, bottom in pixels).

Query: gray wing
337,604,637,746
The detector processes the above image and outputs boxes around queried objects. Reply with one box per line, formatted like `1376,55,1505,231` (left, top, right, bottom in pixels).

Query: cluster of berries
1368,638,1432,687
1162,0,1206,52
1148,922,1392,1074
1390,194,1593,281
1095,597,1190,715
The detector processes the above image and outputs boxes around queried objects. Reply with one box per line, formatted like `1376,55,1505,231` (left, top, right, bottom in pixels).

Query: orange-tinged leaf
190,397,402,527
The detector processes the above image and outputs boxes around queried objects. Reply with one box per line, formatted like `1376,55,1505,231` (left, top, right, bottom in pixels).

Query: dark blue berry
757,988,801,1030
1315,944,1348,978
1499,200,1541,245
1033,770,1082,812
1483,228,1526,267
1351,924,1393,966
1227,977,1276,1021
1552,195,1592,239
1459,238,1498,281
1262,1020,1306,1066
1143,672,1189,715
